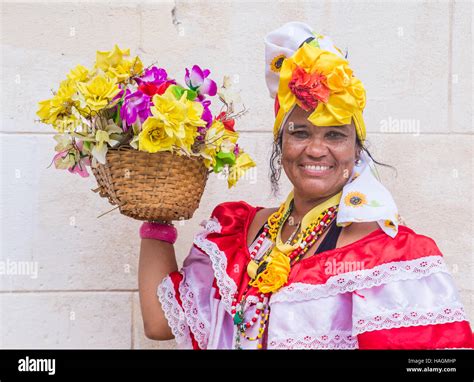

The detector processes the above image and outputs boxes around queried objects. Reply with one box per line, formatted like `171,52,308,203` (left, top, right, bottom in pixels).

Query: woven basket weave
91,146,209,221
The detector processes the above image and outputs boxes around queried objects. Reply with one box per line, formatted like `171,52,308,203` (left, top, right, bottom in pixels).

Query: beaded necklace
231,200,339,349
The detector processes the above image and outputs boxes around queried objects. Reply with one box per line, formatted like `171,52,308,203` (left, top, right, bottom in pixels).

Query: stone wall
0,0,472,348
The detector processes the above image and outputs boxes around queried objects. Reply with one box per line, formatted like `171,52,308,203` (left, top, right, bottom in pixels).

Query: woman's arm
138,238,178,340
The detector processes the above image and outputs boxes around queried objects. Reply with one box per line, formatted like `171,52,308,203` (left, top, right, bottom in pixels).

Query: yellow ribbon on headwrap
274,43,366,142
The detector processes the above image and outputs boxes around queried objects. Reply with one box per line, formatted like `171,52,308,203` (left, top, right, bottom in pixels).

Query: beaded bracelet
139,221,177,244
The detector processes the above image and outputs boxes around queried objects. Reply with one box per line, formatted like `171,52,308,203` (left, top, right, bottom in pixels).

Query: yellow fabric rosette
249,247,291,294
274,43,366,142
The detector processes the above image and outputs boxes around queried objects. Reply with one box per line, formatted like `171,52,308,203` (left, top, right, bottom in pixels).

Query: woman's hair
268,128,396,196
269,128,284,196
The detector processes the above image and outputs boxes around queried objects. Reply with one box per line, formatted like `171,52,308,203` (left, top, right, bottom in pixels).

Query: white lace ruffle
353,305,468,335
270,255,449,304
157,274,193,348
268,331,358,349
193,218,237,313
179,277,210,350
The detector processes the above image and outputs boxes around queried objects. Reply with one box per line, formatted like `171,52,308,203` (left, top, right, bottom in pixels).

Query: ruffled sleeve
351,229,473,349
157,201,260,349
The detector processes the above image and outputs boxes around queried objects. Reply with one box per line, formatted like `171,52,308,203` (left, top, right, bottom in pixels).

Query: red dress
158,201,473,349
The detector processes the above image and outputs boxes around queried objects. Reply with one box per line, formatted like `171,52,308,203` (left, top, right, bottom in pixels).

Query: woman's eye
326,131,346,139
291,130,309,138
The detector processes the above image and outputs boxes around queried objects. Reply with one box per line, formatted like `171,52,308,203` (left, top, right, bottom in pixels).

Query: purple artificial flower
200,99,213,128
113,86,125,102
120,89,152,127
185,65,217,97
112,85,125,117
135,67,168,86
233,144,240,156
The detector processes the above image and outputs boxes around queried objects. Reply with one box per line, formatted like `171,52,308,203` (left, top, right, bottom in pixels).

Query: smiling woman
138,21,473,350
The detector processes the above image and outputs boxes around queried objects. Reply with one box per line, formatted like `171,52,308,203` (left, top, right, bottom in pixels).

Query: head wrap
264,22,367,142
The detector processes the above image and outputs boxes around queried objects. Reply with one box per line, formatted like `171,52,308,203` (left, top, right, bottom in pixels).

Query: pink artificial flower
135,67,168,86
185,65,217,97
68,156,91,177
52,141,91,178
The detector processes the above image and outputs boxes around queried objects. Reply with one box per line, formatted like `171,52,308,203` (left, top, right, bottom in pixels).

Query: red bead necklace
232,205,338,349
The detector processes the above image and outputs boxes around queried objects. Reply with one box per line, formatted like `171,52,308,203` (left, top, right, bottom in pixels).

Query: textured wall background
0,0,472,349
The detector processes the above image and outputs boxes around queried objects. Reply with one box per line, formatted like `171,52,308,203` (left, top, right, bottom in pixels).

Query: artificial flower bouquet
36,45,256,221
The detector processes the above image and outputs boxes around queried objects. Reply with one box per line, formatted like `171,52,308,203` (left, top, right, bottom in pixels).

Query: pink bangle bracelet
139,221,178,244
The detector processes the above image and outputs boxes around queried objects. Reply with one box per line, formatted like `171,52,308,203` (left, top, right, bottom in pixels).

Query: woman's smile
298,162,335,177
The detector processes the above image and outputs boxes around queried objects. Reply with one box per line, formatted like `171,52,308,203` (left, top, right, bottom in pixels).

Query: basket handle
96,201,127,219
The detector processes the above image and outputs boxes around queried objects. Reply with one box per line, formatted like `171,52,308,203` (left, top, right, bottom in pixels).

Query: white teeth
303,165,331,171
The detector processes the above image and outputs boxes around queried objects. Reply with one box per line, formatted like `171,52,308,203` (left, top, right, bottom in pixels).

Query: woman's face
281,105,359,201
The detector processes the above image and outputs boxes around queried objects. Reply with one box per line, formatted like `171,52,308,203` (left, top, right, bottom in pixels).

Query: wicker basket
91,146,210,221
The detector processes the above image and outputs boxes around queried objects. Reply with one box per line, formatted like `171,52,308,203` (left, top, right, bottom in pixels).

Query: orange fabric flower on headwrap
288,65,330,111
264,22,367,143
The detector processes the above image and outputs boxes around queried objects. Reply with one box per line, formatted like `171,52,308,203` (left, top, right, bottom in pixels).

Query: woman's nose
304,136,329,158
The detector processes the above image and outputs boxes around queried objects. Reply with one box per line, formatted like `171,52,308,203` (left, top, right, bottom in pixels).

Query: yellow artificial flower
94,44,143,81
88,119,123,164
96,45,130,68
67,64,91,83
36,79,80,132
209,120,239,145
220,139,236,154
182,95,206,129
179,95,205,154
151,88,187,131
76,75,121,112
54,150,76,170
200,120,240,167
275,43,366,141
138,117,177,153
150,88,204,154
108,56,144,81
92,132,112,163
200,146,217,169
53,134,73,152
227,152,256,188
249,248,291,294
151,88,205,128
176,126,198,155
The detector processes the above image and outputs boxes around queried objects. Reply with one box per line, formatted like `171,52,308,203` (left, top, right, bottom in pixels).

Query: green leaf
114,103,122,125
213,151,236,173
169,85,197,101
169,85,185,99
217,151,236,163
185,89,197,101
114,88,127,125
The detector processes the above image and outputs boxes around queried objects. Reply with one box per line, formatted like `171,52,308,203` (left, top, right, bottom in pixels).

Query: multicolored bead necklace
231,201,339,349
